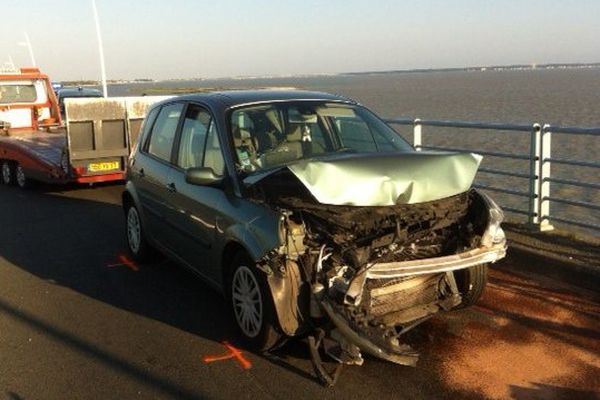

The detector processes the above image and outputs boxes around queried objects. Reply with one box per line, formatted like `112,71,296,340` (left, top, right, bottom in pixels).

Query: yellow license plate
88,161,120,172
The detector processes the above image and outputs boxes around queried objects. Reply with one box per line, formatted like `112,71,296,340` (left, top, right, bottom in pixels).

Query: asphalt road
0,183,598,400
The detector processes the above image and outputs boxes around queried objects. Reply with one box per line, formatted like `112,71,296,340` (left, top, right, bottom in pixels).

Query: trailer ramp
65,96,170,181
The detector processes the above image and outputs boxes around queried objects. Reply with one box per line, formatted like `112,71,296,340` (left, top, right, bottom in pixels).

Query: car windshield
230,102,413,173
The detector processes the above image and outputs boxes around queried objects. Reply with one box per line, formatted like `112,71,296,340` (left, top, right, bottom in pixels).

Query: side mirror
185,167,224,186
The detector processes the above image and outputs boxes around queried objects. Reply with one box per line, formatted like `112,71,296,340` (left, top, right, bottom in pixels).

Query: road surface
0,183,598,399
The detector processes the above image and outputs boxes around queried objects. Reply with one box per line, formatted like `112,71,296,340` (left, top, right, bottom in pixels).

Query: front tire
453,264,489,309
125,204,152,262
230,253,281,351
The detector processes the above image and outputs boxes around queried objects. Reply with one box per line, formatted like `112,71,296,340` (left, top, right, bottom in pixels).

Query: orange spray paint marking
202,341,252,370
107,254,139,272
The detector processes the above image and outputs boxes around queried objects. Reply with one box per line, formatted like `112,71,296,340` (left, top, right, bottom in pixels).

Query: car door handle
138,168,145,178
166,182,177,193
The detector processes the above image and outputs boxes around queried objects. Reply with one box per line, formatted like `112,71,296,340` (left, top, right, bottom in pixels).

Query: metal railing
384,118,600,233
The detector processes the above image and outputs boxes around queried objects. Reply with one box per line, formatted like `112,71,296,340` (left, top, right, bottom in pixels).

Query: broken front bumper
322,243,507,367
345,244,506,306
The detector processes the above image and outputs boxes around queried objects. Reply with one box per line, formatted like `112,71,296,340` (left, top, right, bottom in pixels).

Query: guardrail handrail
384,117,600,233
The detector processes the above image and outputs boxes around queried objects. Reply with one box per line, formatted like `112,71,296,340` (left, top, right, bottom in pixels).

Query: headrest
233,128,253,146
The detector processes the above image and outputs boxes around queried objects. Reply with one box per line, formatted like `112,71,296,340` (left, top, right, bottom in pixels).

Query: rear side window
138,106,160,147
146,103,184,162
177,105,211,169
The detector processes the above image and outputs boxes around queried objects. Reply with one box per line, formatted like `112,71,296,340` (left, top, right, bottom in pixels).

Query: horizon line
53,61,600,83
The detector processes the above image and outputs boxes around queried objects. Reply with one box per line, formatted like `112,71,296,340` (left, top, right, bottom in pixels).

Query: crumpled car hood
244,151,482,206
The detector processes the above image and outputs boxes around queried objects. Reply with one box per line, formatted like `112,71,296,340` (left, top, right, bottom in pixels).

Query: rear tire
1,160,14,185
125,204,153,262
453,264,489,309
229,253,282,351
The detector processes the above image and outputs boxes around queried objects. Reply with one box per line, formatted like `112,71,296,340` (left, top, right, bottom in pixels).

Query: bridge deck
0,184,598,399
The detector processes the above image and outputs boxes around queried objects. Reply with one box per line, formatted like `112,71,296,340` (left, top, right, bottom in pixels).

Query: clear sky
1,0,600,80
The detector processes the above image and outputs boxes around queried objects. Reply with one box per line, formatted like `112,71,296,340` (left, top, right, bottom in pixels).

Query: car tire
15,164,33,189
229,253,282,351
125,203,153,262
1,160,15,185
453,264,489,309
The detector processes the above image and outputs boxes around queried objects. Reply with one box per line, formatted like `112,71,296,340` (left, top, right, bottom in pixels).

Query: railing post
529,123,541,225
538,124,555,231
414,118,422,151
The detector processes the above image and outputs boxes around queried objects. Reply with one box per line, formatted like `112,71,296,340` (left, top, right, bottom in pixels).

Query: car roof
171,89,356,109
58,88,103,97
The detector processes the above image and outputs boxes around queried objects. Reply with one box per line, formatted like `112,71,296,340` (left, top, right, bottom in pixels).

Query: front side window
146,103,184,162
229,102,413,173
0,84,37,104
177,105,211,169
203,121,225,176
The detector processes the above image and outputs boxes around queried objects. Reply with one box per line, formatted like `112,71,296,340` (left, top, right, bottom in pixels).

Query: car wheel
453,263,489,309
15,165,32,189
1,161,14,185
125,204,152,262
230,253,281,351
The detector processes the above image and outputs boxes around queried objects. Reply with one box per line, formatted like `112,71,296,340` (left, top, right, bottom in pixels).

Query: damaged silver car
123,90,506,384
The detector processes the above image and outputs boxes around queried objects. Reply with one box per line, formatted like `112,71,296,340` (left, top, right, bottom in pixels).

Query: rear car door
130,102,184,241
164,104,228,282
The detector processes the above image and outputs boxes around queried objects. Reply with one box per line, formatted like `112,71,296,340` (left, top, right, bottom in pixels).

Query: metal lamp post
92,0,108,97
18,32,37,66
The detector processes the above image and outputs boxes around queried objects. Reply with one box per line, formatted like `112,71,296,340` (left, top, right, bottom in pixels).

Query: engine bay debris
246,152,505,386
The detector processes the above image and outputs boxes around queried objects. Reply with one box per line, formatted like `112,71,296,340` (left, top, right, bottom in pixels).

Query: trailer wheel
1,160,15,185
15,165,32,189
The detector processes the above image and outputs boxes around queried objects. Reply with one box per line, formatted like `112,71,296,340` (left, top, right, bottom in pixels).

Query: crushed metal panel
286,152,483,206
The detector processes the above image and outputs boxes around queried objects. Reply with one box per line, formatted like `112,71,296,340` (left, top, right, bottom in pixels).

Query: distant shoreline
58,62,600,86
343,62,600,76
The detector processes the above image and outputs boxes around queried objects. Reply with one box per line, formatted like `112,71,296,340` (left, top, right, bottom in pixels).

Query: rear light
74,166,87,176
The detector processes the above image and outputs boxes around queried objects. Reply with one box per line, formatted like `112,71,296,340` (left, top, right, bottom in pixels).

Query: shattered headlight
480,192,506,247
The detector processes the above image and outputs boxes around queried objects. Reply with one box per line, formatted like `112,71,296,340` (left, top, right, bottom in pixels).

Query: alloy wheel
232,265,263,338
127,207,142,254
